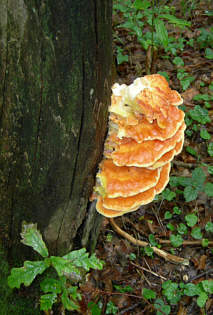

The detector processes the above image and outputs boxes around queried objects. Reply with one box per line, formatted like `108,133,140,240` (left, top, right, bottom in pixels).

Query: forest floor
79,1,213,315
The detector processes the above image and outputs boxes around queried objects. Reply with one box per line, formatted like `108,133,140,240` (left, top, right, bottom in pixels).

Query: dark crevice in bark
0,0,9,126
93,0,98,46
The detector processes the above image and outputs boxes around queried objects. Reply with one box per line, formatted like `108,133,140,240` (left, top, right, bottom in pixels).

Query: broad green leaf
167,223,175,231
177,223,188,235
185,213,198,227
205,48,213,59
21,223,49,258
201,280,213,294
162,280,182,304
8,260,49,288
193,94,213,101
40,277,62,294
67,286,82,301
189,105,211,124
154,298,171,315
142,288,156,300
204,183,213,197
40,293,57,311
184,283,200,296
162,188,176,201
173,56,184,66
133,0,150,10
208,165,213,175
148,234,158,246
144,246,154,257
180,76,195,91
155,19,168,48
61,290,79,311
197,291,208,308
117,48,129,65
63,248,104,271
164,211,172,220
205,222,213,233
159,14,191,27
50,256,82,280
170,234,183,247
200,128,211,140
208,143,213,157
192,168,206,190
169,176,192,187
184,186,198,202
114,284,134,293
202,238,209,247
191,227,203,240
157,71,170,82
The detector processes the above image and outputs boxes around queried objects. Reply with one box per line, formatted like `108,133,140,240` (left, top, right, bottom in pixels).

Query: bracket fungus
92,74,185,219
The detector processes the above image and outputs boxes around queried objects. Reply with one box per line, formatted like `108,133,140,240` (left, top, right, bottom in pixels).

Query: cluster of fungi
92,74,185,219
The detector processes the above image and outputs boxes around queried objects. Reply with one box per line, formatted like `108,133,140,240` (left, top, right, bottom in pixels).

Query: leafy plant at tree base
8,223,104,312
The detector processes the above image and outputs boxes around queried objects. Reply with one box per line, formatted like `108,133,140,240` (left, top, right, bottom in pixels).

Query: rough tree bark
0,0,112,257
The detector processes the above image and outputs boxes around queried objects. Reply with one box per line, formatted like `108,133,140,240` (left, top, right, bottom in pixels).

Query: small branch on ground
130,261,167,280
109,218,189,266
159,239,213,246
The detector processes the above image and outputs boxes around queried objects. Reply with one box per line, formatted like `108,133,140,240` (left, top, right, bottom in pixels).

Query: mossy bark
0,0,112,257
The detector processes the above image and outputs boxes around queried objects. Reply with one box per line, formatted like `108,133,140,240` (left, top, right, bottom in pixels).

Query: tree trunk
0,0,112,257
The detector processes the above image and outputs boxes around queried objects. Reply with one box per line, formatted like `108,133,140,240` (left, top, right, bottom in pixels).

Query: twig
158,239,213,246
109,218,189,265
119,302,142,315
188,268,213,282
130,262,167,281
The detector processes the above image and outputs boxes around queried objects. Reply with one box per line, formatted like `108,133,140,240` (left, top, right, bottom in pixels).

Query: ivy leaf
205,48,213,59
201,280,213,294
191,227,203,240
200,128,211,140
205,222,213,233
184,186,198,202
170,234,183,247
40,293,57,311
8,260,49,289
133,0,151,10
205,183,213,197
162,188,176,201
185,213,198,227
142,288,156,300
184,283,200,296
173,56,184,66
189,105,211,124
20,223,49,258
192,168,206,190
40,277,62,294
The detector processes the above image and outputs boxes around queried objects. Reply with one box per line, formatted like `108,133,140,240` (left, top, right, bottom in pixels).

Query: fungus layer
92,74,185,218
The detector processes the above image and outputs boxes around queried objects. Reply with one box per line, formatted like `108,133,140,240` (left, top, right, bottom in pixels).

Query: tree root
109,218,189,266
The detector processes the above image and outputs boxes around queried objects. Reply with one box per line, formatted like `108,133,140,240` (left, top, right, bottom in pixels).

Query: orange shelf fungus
92,74,185,218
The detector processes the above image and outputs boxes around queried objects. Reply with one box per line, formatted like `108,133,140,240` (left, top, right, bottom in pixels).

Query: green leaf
192,168,206,190
144,246,154,257
88,302,101,315
193,93,213,101
154,19,168,48
205,48,213,59
202,238,209,247
50,256,82,280
129,253,136,261
185,213,198,227
167,223,175,231
40,277,62,294
114,284,133,293
184,186,198,202
208,143,213,157
180,76,195,91
205,221,213,233
148,234,158,246
40,293,57,311
173,56,184,66
157,71,170,82
189,105,211,124
164,211,173,219
205,183,213,197
173,206,181,215
154,298,171,315
133,0,151,10
200,128,211,140
162,188,176,201
162,280,182,304
208,165,213,175
61,290,79,311
184,283,200,296
170,234,183,247
197,291,208,308
159,14,191,27
142,288,156,300
191,227,203,240
8,260,49,288
177,223,188,235
63,248,104,271
117,49,129,65
106,301,118,315
201,280,213,294
186,146,198,157
20,223,49,258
